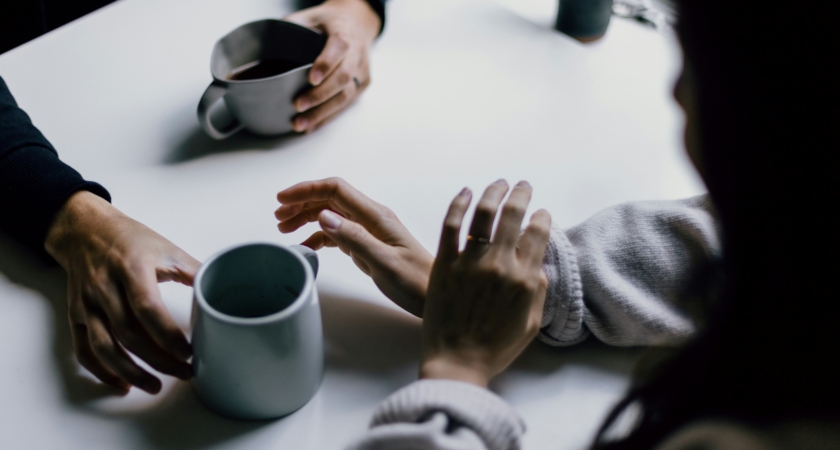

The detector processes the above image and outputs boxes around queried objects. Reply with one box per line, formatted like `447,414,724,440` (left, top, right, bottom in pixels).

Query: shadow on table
0,235,267,448
0,234,123,404
319,291,422,373
163,126,304,164
0,232,640,447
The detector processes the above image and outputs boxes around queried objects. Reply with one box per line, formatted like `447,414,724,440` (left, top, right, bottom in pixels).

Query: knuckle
89,334,112,356
131,298,159,321
334,89,349,104
503,203,526,218
336,69,352,87
325,176,345,187
443,218,461,233
333,33,350,50
530,222,551,237
114,327,140,349
475,201,498,217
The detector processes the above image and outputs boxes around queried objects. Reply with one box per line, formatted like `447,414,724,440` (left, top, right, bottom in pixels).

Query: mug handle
197,81,244,140
290,245,319,278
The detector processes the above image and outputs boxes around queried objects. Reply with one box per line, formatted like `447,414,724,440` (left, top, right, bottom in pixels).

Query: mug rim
210,19,323,84
193,241,315,326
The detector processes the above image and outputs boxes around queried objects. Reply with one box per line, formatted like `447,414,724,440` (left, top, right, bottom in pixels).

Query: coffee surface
227,59,303,81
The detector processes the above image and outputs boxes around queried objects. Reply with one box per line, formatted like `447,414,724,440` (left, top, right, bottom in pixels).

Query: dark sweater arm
0,75,110,254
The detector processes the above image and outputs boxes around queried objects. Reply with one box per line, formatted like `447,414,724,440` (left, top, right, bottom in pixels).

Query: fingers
317,209,389,264
277,202,332,233
85,307,162,394
277,178,381,224
306,30,352,87
493,181,533,251
89,277,191,383
293,84,359,133
518,209,552,269
121,266,193,363
71,323,129,391
300,231,337,250
464,180,509,253
437,188,473,263
169,248,201,286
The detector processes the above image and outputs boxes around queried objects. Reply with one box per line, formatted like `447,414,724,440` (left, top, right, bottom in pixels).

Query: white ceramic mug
197,19,326,140
191,242,322,420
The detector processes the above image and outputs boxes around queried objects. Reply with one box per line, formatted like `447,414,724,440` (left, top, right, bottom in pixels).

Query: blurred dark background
0,0,116,54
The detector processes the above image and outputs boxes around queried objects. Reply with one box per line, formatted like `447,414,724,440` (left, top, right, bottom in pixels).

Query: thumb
319,210,388,265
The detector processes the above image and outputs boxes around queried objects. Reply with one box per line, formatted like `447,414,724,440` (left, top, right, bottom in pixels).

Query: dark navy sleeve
0,75,110,254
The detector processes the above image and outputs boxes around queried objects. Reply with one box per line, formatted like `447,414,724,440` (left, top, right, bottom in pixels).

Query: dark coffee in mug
227,59,304,81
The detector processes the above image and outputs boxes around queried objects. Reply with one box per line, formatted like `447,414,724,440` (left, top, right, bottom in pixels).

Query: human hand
276,178,432,317
420,180,551,388
284,0,381,133
44,191,200,394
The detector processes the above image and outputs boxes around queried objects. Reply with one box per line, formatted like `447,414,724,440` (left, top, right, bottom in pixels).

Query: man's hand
276,178,432,317
284,0,381,133
44,191,200,394
420,181,551,388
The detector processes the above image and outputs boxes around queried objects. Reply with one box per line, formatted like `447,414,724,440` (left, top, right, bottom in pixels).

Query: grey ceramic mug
191,242,323,420
197,19,327,139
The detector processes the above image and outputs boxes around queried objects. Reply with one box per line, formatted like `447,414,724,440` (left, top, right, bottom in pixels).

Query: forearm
0,76,110,255
540,195,721,347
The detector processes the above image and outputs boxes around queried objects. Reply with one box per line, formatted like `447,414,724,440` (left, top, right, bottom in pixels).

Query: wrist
329,0,382,41
419,355,491,388
44,191,118,265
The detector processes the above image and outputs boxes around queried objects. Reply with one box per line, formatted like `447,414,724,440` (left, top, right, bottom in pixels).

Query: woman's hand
420,180,551,388
284,0,381,133
44,191,199,394
276,178,432,316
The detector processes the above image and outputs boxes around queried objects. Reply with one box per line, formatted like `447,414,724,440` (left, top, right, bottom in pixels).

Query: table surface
0,0,702,448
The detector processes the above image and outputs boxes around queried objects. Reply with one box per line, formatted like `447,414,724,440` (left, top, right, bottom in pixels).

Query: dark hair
593,0,840,447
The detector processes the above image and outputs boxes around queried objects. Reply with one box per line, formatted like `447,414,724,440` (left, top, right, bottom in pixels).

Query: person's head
596,0,840,447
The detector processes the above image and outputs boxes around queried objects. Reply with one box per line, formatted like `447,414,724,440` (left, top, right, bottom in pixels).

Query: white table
0,0,702,448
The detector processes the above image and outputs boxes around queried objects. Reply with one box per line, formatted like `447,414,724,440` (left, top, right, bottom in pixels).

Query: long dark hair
594,0,840,447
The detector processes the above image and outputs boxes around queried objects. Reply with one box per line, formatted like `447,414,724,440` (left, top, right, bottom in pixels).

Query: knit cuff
539,225,588,346
0,146,111,255
370,379,526,450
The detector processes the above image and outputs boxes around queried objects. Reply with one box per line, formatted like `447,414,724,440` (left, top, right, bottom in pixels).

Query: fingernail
293,118,308,132
296,99,309,112
494,178,507,185
516,180,531,188
320,210,342,230
310,70,323,85
458,187,471,196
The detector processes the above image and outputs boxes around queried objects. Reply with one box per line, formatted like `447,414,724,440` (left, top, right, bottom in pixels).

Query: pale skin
284,0,382,133
276,178,551,387
45,191,199,394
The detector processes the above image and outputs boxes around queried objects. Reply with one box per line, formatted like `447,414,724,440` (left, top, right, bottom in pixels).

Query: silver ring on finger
467,235,491,245
352,76,361,90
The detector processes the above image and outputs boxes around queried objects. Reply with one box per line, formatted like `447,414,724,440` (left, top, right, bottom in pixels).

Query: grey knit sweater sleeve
345,196,720,450
540,195,721,347
346,379,525,450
